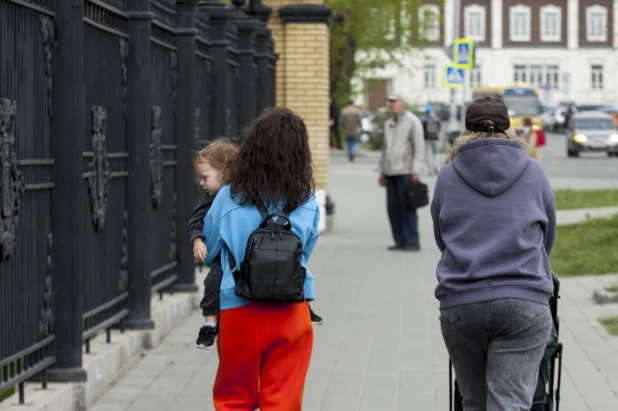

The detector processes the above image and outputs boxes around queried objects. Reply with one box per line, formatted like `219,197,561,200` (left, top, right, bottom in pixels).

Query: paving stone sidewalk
91,153,618,411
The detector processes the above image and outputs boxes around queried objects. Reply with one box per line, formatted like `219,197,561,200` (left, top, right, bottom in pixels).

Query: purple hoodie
431,138,556,309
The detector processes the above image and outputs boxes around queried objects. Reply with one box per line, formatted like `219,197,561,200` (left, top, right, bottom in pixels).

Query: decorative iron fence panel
226,25,241,139
0,0,278,401
81,2,130,341
266,39,277,109
0,0,56,397
100,0,127,11
195,10,212,151
149,16,179,293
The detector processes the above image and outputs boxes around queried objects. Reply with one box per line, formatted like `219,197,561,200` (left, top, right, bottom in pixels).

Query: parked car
540,102,555,114
575,104,605,112
566,111,618,157
359,109,373,143
542,106,567,132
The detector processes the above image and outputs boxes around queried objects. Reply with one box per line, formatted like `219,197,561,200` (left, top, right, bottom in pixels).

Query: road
542,131,618,182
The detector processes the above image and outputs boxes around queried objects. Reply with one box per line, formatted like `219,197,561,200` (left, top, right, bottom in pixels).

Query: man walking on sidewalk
378,93,425,251
339,100,363,162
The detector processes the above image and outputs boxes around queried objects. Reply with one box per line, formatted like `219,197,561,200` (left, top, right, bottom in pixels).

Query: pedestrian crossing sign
454,38,475,69
443,64,465,88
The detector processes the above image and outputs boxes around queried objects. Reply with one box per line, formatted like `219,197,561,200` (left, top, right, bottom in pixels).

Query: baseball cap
387,93,404,101
465,97,511,133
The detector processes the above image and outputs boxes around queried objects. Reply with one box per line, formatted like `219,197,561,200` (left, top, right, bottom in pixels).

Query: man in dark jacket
329,97,342,149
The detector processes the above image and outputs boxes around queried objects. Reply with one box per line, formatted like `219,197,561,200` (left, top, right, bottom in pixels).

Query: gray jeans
440,298,552,411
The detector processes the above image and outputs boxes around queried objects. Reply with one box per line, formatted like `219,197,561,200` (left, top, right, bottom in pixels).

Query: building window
464,5,486,41
586,5,608,42
424,64,436,89
530,65,544,87
510,5,531,42
419,4,440,42
514,65,527,82
546,65,559,89
513,65,560,89
469,66,482,89
591,65,604,89
540,5,561,42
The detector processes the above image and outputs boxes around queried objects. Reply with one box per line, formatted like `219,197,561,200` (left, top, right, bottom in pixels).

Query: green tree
326,0,442,108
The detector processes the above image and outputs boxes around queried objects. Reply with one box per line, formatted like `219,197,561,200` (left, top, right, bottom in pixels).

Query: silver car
566,111,618,157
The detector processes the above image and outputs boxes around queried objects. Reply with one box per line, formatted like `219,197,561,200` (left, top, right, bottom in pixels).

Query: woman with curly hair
203,107,320,410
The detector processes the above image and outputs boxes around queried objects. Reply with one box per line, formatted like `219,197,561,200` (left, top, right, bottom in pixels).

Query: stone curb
593,288,618,305
556,206,618,225
0,283,201,411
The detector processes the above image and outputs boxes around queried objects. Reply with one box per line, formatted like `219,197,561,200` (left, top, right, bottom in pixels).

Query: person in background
378,93,425,251
329,97,342,150
339,99,363,162
432,97,555,410
421,105,442,175
564,103,576,129
522,116,541,161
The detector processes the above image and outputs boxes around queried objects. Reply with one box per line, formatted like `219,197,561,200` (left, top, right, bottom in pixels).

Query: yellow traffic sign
443,64,465,88
454,38,475,69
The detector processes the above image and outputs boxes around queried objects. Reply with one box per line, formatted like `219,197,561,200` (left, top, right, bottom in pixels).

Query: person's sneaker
195,325,217,349
402,245,421,251
388,244,404,251
309,306,323,325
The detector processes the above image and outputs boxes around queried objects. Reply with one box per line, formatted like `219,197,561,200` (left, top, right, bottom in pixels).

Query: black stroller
449,274,564,411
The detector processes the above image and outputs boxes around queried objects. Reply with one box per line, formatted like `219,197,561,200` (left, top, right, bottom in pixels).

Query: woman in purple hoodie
431,97,556,411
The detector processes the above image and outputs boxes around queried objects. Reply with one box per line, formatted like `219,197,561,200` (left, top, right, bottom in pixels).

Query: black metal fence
0,0,277,402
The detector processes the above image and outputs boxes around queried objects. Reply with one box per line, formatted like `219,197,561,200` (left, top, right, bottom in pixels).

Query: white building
357,0,618,110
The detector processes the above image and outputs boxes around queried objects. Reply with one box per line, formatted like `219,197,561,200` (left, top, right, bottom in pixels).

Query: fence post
171,0,200,292
48,0,87,381
124,0,156,328
249,1,272,116
268,42,278,108
232,1,258,132
201,1,232,139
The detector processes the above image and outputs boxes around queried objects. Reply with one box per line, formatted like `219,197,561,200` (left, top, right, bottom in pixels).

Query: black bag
229,203,306,303
425,117,440,139
404,181,429,209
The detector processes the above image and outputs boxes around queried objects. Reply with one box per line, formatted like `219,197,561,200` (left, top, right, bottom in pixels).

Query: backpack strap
227,249,242,284
256,202,289,227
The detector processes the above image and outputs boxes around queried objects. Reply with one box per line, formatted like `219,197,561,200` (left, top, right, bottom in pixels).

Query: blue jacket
203,185,320,310
431,138,556,309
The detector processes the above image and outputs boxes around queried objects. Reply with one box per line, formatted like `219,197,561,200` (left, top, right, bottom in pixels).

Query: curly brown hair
228,107,315,213
194,138,238,181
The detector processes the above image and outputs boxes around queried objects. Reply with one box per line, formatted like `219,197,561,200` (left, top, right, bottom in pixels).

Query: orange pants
213,301,314,411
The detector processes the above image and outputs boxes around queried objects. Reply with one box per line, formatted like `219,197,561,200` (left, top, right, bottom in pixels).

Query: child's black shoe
309,306,323,325
195,325,218,349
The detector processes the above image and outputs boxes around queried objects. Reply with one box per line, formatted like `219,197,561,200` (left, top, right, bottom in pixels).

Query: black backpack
228,203,306,303
425,116,439,139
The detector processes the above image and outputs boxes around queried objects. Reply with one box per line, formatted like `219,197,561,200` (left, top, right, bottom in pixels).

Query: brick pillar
261,1,286,106
263,1,331,231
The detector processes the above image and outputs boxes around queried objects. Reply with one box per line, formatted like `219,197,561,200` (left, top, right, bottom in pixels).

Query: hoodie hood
452,138,530,197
